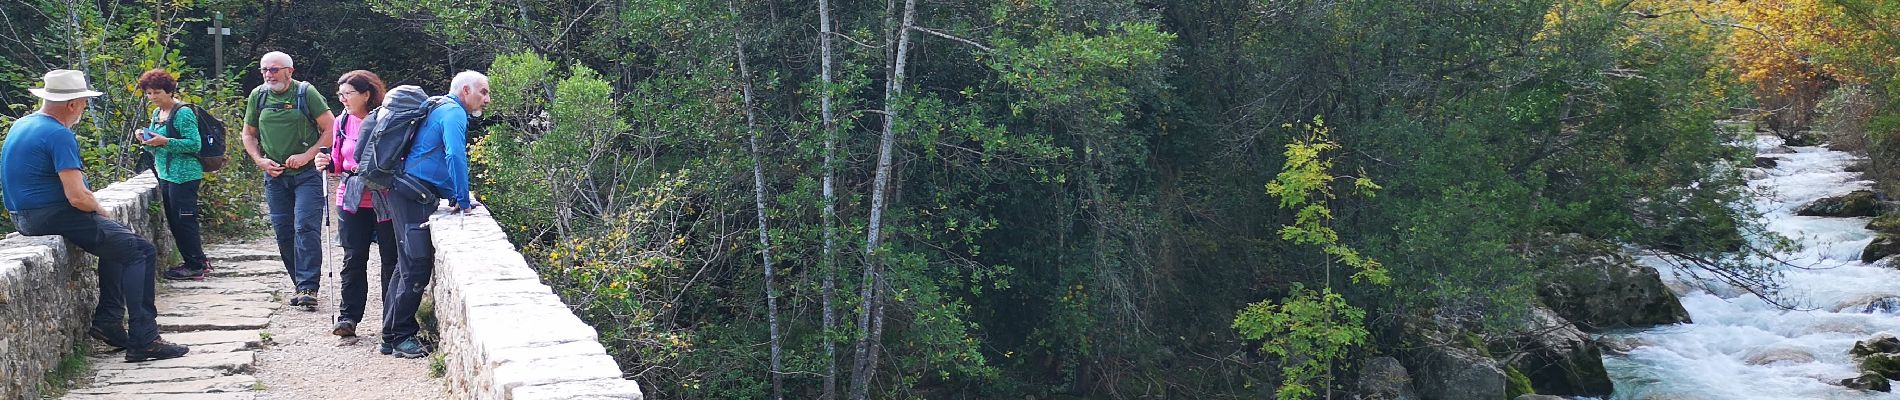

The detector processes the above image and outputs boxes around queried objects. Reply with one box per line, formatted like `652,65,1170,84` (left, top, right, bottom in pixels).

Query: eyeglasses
258,67,288,74
337,90,359,97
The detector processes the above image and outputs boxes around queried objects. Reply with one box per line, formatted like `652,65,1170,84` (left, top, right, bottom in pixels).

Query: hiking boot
160,264,209,281
125,338,189,362
88,326,127,353
378,340,394,355
289,289,318,308
390,337,429,359
332,318,358,337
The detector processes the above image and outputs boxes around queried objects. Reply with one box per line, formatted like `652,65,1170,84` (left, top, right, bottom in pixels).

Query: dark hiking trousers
11,206,162,347
381,186,438,344
159,179,207,269
265,171,323,292
337,206,397,323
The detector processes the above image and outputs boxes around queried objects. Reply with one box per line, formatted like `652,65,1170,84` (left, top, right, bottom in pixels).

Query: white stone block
489,354,624,397
512,379,644,400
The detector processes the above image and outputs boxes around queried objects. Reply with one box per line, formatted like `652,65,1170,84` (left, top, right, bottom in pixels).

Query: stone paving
59,237,445,399
57,243,278,399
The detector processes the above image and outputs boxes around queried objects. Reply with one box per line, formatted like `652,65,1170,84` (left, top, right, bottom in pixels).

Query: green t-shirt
244,81,330,175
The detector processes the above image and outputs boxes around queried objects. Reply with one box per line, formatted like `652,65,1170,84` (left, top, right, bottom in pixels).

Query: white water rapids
1604,133,1900,399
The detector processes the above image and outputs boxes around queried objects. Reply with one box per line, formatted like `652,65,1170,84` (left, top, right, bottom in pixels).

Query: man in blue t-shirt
2,70,189,361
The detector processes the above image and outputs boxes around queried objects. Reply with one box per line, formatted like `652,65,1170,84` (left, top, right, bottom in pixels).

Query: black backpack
164,103,230,172
355,85,451,190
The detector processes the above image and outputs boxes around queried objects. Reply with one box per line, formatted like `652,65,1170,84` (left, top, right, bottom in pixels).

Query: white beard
266,81,287,92
470,109,482,118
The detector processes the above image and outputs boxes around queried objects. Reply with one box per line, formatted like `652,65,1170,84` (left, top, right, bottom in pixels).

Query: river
1605,132,1900,399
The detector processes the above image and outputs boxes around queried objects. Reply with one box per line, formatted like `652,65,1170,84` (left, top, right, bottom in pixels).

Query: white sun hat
28,69,104,102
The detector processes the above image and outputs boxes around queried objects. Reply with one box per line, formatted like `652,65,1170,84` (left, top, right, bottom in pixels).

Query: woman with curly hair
137,69,211,281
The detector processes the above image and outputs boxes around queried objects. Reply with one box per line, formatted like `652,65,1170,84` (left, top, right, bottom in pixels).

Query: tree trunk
850,0,916,398
64,0,102,137
818,0,840,397
731,3,784,398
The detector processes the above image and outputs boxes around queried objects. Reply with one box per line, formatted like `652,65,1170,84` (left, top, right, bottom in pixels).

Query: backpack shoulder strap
425,96,453,111
186,104,216,129
164,103,186,139
250,87,267,119
296,82,318,129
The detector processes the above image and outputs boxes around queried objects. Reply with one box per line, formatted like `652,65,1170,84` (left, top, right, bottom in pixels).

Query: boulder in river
1513,395,1567,400
1866,298,1900,315
1782,132,1824,147
1754,157,1780,169
1533,236,1692,331
1741,345,1815,366
1861,353,1900,380
1852,334,1900,357
1796,190,1881,218
1596,335,1651,356
1842,371,1893,392
1863,235,1900,263
1357,356,1420,400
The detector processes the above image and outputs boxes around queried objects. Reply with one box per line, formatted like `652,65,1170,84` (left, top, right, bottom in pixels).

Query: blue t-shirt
2,113,86,211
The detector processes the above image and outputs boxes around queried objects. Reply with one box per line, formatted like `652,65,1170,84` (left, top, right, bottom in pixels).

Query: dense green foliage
1,0,1821,398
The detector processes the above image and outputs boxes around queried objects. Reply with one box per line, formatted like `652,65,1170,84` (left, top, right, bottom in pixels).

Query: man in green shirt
241,51,335,309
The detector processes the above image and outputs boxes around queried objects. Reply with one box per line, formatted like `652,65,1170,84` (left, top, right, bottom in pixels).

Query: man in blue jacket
381,71,488,358
3,70,189,361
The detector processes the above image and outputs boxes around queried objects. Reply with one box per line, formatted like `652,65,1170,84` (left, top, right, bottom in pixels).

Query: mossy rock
1506,306,1614,397
1536,249,1692,332
1866,235,1900,264
1843,371,1893,392
1861,353,1900,380
1397,319,1506,400
1852,335,1900,357
1796,190,1881,218
1869,214,1900,234
1504,365,1534,399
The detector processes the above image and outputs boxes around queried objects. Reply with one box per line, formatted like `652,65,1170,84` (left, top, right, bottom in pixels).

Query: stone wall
427,207,644,400
0,173,172,399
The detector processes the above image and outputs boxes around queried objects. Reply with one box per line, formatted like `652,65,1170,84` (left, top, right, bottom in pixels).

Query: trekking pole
319,147,334,313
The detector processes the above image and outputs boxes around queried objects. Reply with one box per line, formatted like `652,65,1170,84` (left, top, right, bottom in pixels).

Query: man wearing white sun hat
3,69,190,362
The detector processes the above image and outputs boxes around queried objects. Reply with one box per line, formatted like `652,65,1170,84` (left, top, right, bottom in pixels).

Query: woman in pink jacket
316,70,396,339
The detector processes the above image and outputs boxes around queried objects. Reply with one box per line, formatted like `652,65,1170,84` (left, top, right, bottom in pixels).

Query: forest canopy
5,0,1894,398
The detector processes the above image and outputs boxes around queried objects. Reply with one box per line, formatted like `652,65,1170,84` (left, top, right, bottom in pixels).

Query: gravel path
248,228,447,400
59,209,445,399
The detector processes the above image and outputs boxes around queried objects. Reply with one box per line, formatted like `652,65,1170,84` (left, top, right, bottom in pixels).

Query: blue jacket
403,95,472,206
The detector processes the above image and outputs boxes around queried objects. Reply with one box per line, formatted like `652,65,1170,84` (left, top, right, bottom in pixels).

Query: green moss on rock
1505,365,1534,399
